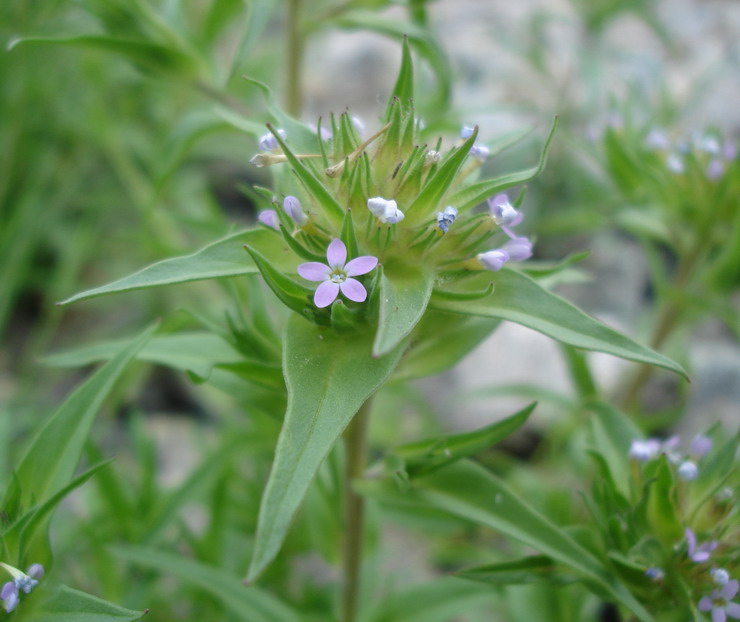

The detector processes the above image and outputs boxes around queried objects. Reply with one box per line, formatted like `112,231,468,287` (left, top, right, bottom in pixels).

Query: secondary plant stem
341,400,370,622
286,0,304,117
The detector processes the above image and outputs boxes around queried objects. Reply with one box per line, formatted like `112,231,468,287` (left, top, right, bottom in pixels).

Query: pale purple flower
1,582,18,613
437,206,458,233
666,153,685,174
646,129,670,150
695,134,721,155
691,435,713,458
283,196,307,225
707,159,725,180
678,460,699,481
351,115,365,137
629,439,661,462
723,141,737,161
501,237,533,262
460,126,475,140
470,144,490,161
258,128,286,152
645,567,664,581
477,249,509,272
488,194,522,227
297,239,378,308
367,197,404,224
712,569,731,587
1,563,44,613
257,209,279,230
686,528,719,563
699,580,740,622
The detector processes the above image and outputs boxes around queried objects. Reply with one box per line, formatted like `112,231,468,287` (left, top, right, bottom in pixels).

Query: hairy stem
341,400,371,622
285,0,304,117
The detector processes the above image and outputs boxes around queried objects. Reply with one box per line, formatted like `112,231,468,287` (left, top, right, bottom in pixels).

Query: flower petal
26,565,44,581
713,607,726,622
3,590,18,614
722,581,739,600
1,583,16,601
699,597,714,612
339,278,367,303
726,603,740,619
257,209,279,230
298,262,330,282
344,256,378,277
326,238,347,268
314,281,340,308
685,528,697,556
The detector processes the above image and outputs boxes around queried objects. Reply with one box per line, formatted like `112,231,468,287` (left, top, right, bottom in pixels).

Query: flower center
329,269,347,284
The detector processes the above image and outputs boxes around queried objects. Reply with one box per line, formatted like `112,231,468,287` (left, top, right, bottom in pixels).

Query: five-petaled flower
698,579,740,622
1,563,44,613
298,239,378,308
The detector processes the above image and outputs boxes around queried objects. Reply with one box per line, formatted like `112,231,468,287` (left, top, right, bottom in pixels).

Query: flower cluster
1,562,44,613
477,194,533,272
628,433,711,481
645,128,736,179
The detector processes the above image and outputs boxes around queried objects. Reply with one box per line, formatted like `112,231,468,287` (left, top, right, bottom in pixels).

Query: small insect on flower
297,239,378,308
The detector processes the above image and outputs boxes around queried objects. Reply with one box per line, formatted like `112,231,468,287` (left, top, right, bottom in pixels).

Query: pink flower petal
314,281,340,308
344,256,378,277
723,581,739,600
713,607,726,622
298,262,330,282
326,238,346,268
725,603,740,619
339,278,367,303
488,193,509,208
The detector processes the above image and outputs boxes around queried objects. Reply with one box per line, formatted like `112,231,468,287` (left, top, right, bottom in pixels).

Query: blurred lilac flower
707,159,725,180
470,144,490,161
351,115,365,137
712,569,731,587
477,249,509,272
646,129,670,150
724,141,737,161
695,133,721,155
666,153,685,174
645,567,664,581
691,435,713,458
1,582,18,614
437,206,458,233
258,128,286,151
686,528,719,563
257,210,279,230
678,460,699,481
629,439,661,462
297,239,378,308
367,197,405,224
502,237,533,261
698,580,740,621
460,126,475,140
283,196,307,225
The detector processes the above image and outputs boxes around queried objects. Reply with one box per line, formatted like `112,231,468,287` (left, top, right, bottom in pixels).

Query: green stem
286,0,304,117
341,400,371,622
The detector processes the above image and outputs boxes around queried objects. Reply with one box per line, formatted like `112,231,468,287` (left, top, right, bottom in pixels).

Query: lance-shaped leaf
369,460,653,621
373,262,435,357
455,555,575,586
394,403,535,476
449,117,558,212
33,585,146,621
243,245,313,315
113,546,299,622
430,269,686,377
383,35,414,121
60,229,291,305
246,315,406,581
10,324,155,510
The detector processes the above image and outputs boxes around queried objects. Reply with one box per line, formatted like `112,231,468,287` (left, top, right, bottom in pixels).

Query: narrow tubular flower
283,196,307,225
258,128,286,151
257,210,279,230
1,563,44,613
297,239,378,308
698,580,740,621
488,194,523,227
437,206,457,233
477,249,509,272
367,197,404,224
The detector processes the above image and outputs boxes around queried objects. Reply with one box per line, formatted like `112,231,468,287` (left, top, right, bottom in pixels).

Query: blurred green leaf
28,585,145,622
59,229,292,305
247,314,406,581
111,546,299,622
430,269,686,377
455,555,575,586
373,262,434,357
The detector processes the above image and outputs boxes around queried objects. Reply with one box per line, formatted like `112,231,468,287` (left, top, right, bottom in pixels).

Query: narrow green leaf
112,546,299,622
646,456,682,543
383,36,414,121
430,269,686,377
396,403,535,475
407,460,653,621
11,324,155,509
373,262,434,357
247,315,406,581
456,555,571,586
32,585,145,622
43,332,243,381
59,229,291,305
449,117,558,212
243,245,313,315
